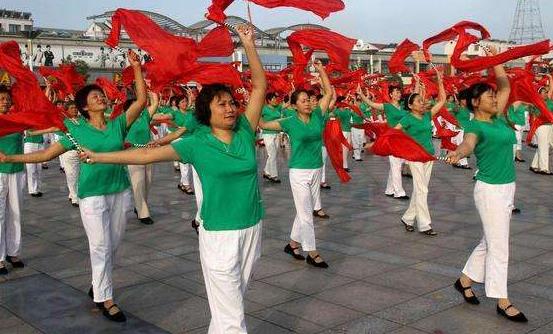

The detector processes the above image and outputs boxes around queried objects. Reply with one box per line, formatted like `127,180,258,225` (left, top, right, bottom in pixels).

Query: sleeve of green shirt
58,133,76,151
278,117,292,133
398,115,411,130
171,137,195,164
464,121,481,139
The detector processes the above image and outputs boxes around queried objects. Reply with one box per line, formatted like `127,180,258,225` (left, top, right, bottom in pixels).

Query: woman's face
539,88,548,100
0,92,12,114
209,92,237,130
295,92,312,115
85,89,107,114
268,96,279,106
473,90,498,115
389,89,402,102
409,95,425,114
178,97,188,111
66,104,78,118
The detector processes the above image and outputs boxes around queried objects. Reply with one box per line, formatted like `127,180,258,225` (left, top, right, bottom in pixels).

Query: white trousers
531,124,552,172
351,127,365,160
179,163,192,186
514,125,523,152
80,189,132,302
24,142,43,194
342,131,351,169
385,156,406,197
200,222,262,334
321,146,328,183
262,133,279,178
192,167,203,223
61,150,80,203
128,164,153,219
0,172,24,262
289,168,322,252
402,162,433,231
452,129,468,166
462,181,515,299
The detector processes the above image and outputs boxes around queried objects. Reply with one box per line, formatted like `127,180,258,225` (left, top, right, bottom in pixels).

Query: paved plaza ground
1,143,553,334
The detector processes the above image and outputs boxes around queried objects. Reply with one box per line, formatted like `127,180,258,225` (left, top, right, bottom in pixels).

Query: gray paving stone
323,315,401,334
260,268,355,295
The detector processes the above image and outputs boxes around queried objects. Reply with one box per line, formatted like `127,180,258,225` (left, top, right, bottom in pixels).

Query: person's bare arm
0,142,66,164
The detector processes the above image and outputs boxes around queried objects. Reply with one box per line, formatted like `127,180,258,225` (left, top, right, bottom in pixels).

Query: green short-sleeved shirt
507,105,526,126
384,103,408,127
58,115,131,198
360,103,372,119
351,109,364,126
282,108,297,118
465,117,516,184
23,133,44,144
0,133,24,174
399,112,435,155
171,115,264,231
125,110,151,145
335,108,353,132
279,107,325,169
453,107,471,128
261,105,282,134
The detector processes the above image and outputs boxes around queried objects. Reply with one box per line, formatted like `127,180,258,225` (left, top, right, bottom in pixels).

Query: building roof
0,9,32,20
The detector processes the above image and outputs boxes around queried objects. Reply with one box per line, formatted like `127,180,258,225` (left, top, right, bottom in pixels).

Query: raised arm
430,69,446,117
0,142,66,164
26,127,60,136
152,127,187,146
446,133,478,164
485,47,510,113
315,61,332,113
125,50,147,127
82,145,179,165
146,91,160,117
239,25,267,131
547,74,553,101
258,119,282,132
357,85,385,111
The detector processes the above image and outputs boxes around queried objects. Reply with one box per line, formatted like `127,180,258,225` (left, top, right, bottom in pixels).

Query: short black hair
466,83,494,112
290,89,309,105
195,84,233,126
75,84,104,119
388,85,401,96
403,93,420,111
0,85,11,96
265,92,277,102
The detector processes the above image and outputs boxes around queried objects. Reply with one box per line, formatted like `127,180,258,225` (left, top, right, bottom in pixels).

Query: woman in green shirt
0,51,146,322
530,76,553,174
358,85,409,199
395,69,445,236
260,60,332,268
77,26,266,333
507,102,527,163
261,92,283,183
446,51,527,322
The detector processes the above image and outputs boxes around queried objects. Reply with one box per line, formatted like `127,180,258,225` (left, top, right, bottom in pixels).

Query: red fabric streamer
323,118,352,182
95,77,126,101
422,21,490,61
370,128,435,162
0,41,65,136
389,39,420,74
206,0,344,23
38,64,85,97
106,8,241,90
434,106,459,127
434,120,458,151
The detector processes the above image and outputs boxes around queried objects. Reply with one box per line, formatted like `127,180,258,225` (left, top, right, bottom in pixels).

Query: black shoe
385,193,394,197
394,195,410,200
306,254,328,268
139,217,154,225
344,168,351,173
354,158,363,162
262,173,271,180
6,256,24,268
42,164,49,170
313,209,329,219
191,219,199,235
512,208,521,214
402,173,412,178
60,167,65,174
529,167,539,173
0,265,7,275
454,279,480,305
497,304,528,323
420,228,438,236
401,220,415,232
30,192,43,198
284,244,305,260
515,157,526,163
88,287,104,309
133,208,138,218
320,183,331,190
103,304,127,322
71,202,79,208
174,166,180,172
270,177,282,184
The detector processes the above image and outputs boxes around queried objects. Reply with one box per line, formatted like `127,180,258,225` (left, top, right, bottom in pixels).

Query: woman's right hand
78,149,95,164
0,151,8,163
445,151,462,164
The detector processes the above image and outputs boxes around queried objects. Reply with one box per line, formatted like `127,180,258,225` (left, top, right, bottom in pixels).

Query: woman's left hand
128,50,141,68
78,149,95,164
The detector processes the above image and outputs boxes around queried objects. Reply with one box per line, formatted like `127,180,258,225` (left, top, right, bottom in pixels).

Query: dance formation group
1,2,552,332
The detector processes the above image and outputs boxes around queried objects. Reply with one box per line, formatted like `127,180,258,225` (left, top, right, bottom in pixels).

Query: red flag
434,120,459,151
288,29,355,71
371,128,435,162
389,39,420,74
106,8,241,90
434,106,459,127
0,41,65,136
323,118,352,182
422,21,490,61
38,64,85,96
206,0,344,24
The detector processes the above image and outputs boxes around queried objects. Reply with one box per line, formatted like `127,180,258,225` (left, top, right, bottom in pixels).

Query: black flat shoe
401,220,415,232
344,168,351,173
402,173,412,178
515,157,526,163
394,195,410,200
6,256,24,268
262,173,271,180
270,177,282,184
320,183,331,190
139,217,154,225
284,244,305,260
385,193,394,197
454,279,480,305
512,208,521,214
420,228,438,236
191,219,199,235
313,209,329,219
306,254,328,268
497,304,528,323
0,265,7,275
103,304,127,322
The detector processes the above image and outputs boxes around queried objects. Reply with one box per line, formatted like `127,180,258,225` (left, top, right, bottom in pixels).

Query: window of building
24,25,32,31
9,24,21,33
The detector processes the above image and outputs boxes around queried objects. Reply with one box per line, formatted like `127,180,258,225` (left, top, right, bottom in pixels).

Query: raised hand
236,25,255,46
127,50,141,68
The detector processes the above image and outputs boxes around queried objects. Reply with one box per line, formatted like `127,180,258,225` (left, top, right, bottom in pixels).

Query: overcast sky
3,0,552,44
